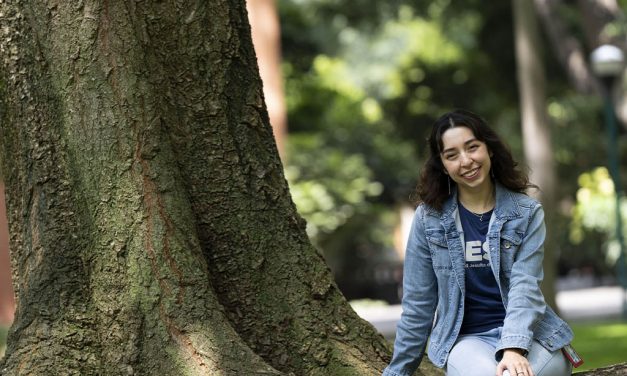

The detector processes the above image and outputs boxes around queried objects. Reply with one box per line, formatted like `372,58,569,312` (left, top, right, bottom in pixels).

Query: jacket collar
493,182,522,220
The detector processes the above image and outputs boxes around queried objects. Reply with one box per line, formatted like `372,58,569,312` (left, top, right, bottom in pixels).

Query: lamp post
590,44,627,318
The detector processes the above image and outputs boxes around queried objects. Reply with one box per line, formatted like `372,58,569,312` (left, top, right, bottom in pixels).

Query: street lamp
590,44,627,318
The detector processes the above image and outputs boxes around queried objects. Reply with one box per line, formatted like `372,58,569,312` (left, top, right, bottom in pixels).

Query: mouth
461,167,480,179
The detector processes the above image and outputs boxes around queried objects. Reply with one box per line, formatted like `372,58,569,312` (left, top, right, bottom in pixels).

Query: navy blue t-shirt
458,202,506,335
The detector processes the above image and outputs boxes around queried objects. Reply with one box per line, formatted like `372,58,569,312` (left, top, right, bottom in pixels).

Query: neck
457,181,495,213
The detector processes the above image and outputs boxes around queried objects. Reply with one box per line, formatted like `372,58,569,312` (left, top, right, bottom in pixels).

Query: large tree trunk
0,1,403,374
513,0,559,310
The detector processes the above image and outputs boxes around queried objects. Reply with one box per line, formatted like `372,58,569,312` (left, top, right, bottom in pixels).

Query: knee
447,339,497,376
447,357,496,376
527,341,572,376
535,351,571,376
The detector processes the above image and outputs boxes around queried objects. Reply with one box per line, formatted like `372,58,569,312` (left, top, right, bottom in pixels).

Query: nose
459,152,473,166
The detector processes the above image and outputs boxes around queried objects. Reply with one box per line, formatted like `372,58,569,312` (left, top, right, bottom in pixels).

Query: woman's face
440,126,492,194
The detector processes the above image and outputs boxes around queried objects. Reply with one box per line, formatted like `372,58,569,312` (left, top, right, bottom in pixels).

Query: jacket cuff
495,335,532,361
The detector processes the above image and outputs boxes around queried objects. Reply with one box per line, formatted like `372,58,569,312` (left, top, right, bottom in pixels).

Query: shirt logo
465,240,489,263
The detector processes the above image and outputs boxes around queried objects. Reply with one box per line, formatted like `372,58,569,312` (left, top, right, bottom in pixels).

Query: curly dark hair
417,109,535,211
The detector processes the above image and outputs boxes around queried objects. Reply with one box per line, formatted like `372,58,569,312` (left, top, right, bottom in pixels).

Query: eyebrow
440,138,478,154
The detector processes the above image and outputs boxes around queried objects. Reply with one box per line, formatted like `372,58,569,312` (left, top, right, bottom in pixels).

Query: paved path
354,286,626,339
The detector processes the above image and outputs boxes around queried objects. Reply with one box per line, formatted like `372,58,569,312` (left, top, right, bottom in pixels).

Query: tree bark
576,362,627,375
0,1,401,374
512,0,559,310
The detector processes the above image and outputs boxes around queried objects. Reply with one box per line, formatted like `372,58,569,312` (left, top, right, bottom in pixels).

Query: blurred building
0,182,15,326
246,0,287,159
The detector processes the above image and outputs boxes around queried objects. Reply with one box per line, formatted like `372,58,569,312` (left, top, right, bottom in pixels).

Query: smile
461,168,480,178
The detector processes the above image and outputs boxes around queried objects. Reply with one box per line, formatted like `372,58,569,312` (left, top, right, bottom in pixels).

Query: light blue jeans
446,327,572,376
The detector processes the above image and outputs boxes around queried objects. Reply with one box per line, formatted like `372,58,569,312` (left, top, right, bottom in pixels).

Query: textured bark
576,362,627,375
512,0,559,310
0,1,400,374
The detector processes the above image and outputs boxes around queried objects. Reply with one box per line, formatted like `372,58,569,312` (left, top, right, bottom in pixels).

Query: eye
468,144,479,151
444,152,457,160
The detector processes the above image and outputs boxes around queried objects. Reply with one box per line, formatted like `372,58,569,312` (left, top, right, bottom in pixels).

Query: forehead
440,126,476,150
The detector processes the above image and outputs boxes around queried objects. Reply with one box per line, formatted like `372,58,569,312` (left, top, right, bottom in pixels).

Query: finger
495,362,505,376
517,362,533,376
526,364,535,376
516,366,531,376
496,363,511,376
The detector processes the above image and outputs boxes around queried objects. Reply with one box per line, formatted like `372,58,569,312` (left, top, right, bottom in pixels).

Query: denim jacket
383,183,573,376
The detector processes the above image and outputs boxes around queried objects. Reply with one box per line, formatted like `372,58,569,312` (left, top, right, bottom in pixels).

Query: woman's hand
496,348,534,376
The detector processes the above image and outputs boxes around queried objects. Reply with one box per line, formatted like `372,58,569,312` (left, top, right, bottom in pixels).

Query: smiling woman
383,109,577,376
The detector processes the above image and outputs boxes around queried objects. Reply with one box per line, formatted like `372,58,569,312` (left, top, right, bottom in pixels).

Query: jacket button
504,241,511,249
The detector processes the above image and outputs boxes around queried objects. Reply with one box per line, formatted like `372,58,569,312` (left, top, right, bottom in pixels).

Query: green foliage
548,95,604,168
570,321,627,371
321,7,465,101
285,134,383,240
571,167,627,265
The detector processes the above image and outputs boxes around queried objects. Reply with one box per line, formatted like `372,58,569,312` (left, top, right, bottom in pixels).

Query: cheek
441,160,456,175
484,155,492,168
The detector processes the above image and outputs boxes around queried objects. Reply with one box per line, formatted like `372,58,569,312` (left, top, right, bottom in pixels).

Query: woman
383,110,577,376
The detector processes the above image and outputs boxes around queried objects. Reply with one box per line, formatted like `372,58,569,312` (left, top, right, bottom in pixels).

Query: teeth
463,168,479,177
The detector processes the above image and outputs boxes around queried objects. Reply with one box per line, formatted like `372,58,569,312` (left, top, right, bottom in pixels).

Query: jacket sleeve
383,207,438,376
496,203,547,356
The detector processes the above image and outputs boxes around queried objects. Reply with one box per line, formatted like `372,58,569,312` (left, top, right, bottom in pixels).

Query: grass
570,320,627,372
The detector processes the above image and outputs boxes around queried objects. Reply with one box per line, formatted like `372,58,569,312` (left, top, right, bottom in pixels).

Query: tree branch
533,0,598,94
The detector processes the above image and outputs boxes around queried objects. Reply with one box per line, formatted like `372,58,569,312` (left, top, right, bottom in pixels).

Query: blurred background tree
277,0,626,303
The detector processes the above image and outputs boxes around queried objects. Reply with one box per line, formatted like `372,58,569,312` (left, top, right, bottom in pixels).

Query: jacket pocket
425,231,452,272
500,231,523,273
